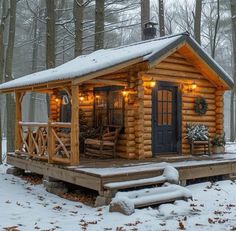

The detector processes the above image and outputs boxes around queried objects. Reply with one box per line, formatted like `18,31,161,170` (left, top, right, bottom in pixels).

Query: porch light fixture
122,88,129,97
188,81,197,92
192,82,197,90
79,96,85,101
150,81,156,88
143,81,156,89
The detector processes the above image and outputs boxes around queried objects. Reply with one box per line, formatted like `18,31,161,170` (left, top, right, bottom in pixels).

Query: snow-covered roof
0,32,233,91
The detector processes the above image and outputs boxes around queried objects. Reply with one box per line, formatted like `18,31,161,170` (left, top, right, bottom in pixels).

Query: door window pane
157,89,173,126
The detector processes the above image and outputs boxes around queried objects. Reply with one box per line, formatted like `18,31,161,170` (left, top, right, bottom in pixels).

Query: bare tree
230,0,236,141
73,0,84,57
0,0,8,163
194,0,202,44
5,0,16,153
141,0,150,40
159,0,165,36
212,0,220,59
94,0,104,50
46,0,55,69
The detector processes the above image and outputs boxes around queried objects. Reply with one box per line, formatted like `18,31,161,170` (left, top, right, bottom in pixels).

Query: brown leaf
178,221,185,230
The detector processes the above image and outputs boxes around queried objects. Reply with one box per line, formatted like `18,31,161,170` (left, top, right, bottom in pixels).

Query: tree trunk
5,0,16,153
141,0,150,40
194,0,202,44
73,0,84,57
211,0,220,59
0,0,8,162
230,0,236,141
46,0,55,116
46,0,55,69
158,0,165,37
28,9,39,122
94,0,104,50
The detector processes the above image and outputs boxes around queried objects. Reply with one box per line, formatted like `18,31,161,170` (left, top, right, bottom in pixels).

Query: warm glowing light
122,90,128,96
192,82,197,90
95,95,100,99
55,98,59,103
79,96,85,101
150,81,156,88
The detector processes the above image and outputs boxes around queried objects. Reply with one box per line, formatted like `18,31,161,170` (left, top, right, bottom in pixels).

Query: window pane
168,114,172,125
167,90,172,101
163,90,168,101
163,101,167,113
168,102,172,114
158,113,162,125
158,90,162,101
163,113,167,125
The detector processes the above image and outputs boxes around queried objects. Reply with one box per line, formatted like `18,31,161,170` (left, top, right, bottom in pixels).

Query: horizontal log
144,146,152,151
183,92,216,99
144,140,152,145
182,103,216,110
144,115,152,120
182,97,215,104
144,101,152,108
215,91,224,96
156,62,200,73
216,101,223,107
164,57,193,66
183,115,215,122
144,108,152,115
144,94,152,100
144,151,152,158
182,109,216,116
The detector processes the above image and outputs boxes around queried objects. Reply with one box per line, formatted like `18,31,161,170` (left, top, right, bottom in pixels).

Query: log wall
141,51,224,155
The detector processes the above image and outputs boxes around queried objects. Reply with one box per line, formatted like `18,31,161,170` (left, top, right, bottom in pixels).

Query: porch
7,151,236,196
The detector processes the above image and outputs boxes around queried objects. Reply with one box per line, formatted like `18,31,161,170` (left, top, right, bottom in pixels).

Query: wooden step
104,165,179,191
109,184,192,215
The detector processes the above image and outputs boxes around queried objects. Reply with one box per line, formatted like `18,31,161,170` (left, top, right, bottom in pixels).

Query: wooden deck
7,152,236,196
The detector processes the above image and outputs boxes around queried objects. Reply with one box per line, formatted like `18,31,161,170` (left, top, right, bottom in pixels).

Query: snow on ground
1,144,236,230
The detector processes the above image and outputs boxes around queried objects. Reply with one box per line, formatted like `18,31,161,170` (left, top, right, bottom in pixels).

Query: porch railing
18,121,72,164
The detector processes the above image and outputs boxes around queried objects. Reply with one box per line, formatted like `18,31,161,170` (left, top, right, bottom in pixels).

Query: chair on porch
186,123,211,155
84,125,121,158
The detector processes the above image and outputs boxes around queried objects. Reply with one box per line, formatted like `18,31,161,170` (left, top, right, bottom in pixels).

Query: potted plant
211,133,226,154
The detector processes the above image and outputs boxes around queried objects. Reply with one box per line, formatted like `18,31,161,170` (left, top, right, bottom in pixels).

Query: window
157,89,172,126
94,86,124,127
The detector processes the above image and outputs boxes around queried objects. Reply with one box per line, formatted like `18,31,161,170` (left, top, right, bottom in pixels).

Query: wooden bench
190,140,211,155
84,125,121,158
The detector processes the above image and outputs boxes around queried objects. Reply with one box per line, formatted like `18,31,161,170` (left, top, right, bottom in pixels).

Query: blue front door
152,82,179,154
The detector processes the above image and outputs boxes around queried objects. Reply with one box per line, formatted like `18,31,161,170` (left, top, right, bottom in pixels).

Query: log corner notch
70,83,80,165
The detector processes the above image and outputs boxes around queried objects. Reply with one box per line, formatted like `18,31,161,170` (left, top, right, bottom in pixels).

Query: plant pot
212,146,225,154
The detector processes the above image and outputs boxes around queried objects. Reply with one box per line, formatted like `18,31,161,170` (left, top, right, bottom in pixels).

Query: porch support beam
15,92,22,151
71,83,79,165
85,79,128,86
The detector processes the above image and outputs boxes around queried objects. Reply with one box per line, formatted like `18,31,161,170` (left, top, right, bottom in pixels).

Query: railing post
70,83,79,165
15,92,22,152
48,121,54,163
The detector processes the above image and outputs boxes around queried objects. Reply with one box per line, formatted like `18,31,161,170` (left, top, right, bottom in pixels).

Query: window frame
93,86,124,128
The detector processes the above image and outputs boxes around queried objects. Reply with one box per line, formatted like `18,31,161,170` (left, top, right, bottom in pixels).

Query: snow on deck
72,152,236,177
0,34,182,90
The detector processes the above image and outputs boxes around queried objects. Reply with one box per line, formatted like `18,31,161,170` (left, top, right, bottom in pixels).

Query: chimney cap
144,21,158,28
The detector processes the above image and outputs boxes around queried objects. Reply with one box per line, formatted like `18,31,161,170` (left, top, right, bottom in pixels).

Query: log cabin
0,32,233,167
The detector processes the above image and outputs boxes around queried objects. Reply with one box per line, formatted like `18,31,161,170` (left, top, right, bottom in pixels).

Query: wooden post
15,92,22,152
48,92,53,163
70,84,79,165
